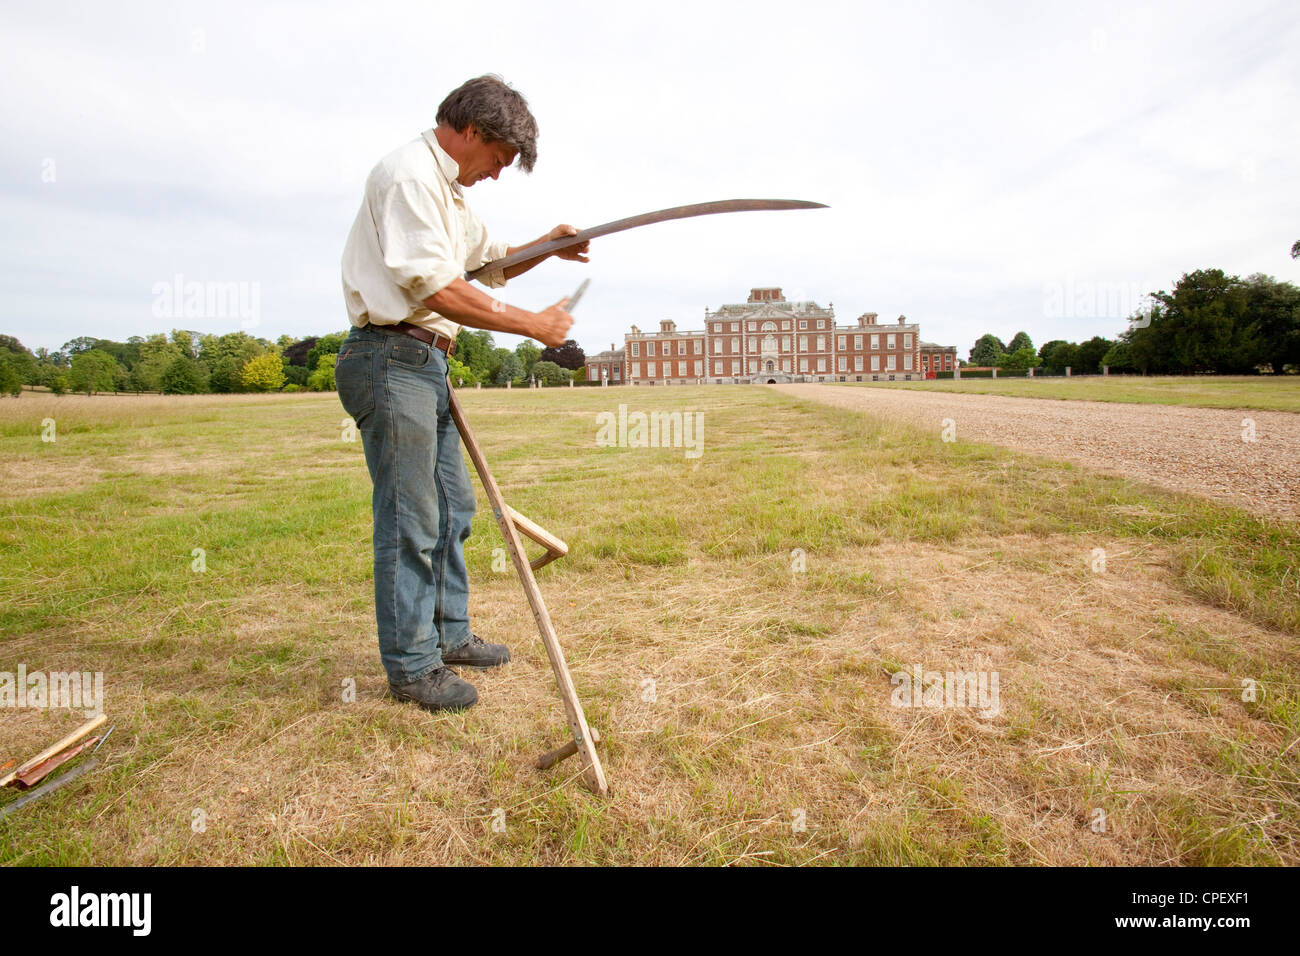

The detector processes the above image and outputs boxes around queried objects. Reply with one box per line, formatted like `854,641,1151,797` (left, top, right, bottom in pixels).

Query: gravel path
776,384,1300,522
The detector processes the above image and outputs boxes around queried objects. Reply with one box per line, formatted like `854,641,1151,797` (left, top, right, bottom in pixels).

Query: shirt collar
421,129,463,196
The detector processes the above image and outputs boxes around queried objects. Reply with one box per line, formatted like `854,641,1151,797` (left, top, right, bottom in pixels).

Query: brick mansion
584,287,958,386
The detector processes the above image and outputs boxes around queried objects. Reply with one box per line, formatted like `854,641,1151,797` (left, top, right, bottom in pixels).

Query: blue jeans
335,325,476,685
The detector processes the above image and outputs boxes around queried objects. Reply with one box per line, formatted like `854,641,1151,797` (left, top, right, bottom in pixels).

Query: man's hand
547,224,590,263
529,298,575,348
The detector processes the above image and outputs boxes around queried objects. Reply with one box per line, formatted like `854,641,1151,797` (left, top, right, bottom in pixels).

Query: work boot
442,634,511,668
389,666,478,712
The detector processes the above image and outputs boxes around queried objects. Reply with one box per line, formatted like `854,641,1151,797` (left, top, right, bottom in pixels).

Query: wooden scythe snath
453,198,827,796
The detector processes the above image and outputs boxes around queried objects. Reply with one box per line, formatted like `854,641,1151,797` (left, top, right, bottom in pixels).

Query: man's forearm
499,234,554,281
422,279,538,336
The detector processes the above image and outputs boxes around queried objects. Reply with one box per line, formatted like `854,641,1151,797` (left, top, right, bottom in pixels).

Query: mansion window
886,334,895,349
854,356,863,371
871,355,880,371
871,335,879,349
647,341,655,356
854,335,862,350
904,354,912,370
631,342,639,357
632,362,641,377
647,361,656,376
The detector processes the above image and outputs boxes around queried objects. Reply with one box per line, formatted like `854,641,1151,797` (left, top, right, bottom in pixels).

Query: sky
1,0,1297,359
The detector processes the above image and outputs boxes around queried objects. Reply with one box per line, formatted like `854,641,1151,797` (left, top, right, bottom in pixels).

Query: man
337,75,587,713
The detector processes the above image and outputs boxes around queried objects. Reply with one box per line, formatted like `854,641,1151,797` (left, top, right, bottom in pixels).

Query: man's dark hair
436,75,538,173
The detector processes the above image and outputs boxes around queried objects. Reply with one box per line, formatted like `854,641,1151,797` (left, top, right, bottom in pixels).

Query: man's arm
423,280,573,348
498,224,590,281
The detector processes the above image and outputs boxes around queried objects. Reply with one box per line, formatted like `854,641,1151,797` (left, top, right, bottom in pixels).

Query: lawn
1,387,1297,865
855,375,1300,412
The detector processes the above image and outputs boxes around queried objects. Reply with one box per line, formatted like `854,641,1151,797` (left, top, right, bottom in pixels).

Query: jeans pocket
336,345,374,422
389,342,432,369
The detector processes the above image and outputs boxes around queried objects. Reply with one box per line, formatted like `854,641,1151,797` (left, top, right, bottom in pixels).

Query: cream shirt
341,129,510,339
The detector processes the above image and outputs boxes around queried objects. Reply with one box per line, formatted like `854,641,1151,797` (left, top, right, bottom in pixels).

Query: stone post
1065,366,1072,377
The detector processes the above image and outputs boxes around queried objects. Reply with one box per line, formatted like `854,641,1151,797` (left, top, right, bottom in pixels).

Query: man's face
458,125,517,187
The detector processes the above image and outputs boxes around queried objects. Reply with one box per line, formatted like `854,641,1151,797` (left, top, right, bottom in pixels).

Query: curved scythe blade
465,198,828,281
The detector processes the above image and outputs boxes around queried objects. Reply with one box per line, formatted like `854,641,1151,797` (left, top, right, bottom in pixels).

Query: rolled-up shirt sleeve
376,181,464,303
464,204,510,290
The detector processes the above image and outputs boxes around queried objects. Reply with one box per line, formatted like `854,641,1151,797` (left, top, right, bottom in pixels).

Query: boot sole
388,689,478,712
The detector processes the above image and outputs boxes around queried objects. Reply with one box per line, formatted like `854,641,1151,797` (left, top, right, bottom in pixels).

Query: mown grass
0,387,1296,865
855,375,1300,412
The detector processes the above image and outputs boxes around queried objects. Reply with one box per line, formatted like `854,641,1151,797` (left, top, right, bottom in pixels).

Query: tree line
966,268,1300,375
0,327,588,396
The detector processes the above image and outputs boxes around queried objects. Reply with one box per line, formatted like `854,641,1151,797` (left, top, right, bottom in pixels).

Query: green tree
1002,347,1041,370
282,362,310,387
1042,341,1080,372
446,355,478,387
48,373,69,395
306,332,346,371
969,334,1006,366
208,355,244,393
1037,340,1067,365
131,333,185,392
1006,331,1034,354
531,360,569,386
0,335,37,384
495,353,523,386
199,332,265,391
0,357,21,396
454,329,497,379
1075,336,1114,374
487,347,512,384
1243,273,1300,373
161,356,205,394
242,352,287,392
68,349,120,395
307,353,337,391
514,341,541,380
1100,340,1135,372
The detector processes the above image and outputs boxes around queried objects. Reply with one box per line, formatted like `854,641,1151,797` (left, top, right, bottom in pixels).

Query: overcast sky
2,0,1296,358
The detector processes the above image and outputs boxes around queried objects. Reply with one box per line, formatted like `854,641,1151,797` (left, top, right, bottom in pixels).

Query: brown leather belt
365,321,456,355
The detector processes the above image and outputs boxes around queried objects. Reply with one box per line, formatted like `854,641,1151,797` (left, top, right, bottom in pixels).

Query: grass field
857,375,1300,412
1,387,1298,865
